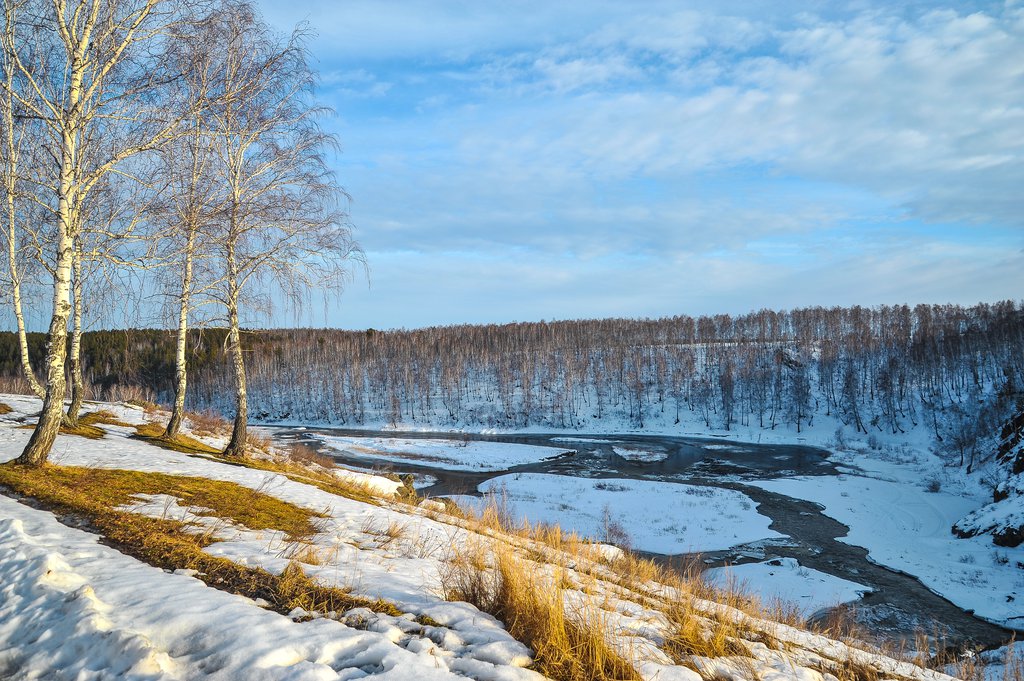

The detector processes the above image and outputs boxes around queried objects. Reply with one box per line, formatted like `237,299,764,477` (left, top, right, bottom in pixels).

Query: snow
316,435,572,472
752,472,1024,628
475,473,785,554
0,394,986,680
704,557,870,616
330,469,405,497
0,501,500,681
611,446,669,463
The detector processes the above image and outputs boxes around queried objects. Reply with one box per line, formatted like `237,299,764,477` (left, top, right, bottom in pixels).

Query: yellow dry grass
442,538,641,681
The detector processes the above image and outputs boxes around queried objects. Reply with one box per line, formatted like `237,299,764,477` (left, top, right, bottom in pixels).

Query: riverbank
282,425,1023,651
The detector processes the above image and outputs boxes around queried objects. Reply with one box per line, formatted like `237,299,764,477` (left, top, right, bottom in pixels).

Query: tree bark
223,291,248,457
66,241,85,424
164,225,195,438
222,232,247,457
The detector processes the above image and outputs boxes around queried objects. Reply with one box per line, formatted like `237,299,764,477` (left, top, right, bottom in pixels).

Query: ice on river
473,473,785,554
317,434,571,471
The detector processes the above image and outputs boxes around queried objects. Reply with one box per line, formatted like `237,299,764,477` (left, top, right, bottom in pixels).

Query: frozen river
269,426,1016,653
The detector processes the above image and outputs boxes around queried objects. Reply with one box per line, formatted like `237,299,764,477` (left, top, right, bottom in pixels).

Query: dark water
269,426,1017,651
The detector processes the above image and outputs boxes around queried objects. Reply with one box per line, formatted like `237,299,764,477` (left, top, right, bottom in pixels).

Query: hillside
0,394,1005,681
955,409,1024,548
3,303,1021,443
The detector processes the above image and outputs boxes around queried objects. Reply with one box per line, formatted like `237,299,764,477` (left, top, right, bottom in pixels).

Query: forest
3,300,1021,471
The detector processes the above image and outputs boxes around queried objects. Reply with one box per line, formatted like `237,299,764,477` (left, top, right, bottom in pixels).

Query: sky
255,0,1023,331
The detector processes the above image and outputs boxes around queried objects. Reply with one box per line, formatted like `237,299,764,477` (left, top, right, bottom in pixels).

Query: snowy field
473,473,785,554
316,434,571,471
704,557,870,617
753,472,1024,628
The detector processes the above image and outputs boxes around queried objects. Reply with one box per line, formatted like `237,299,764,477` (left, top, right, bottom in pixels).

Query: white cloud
262,1,1023,325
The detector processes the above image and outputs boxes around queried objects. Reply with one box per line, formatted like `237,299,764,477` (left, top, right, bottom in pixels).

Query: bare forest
4,301,1021,472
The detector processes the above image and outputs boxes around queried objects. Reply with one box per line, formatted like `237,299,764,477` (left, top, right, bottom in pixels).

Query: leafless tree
205,1,361,458
0,0,44,398
3,0,199,465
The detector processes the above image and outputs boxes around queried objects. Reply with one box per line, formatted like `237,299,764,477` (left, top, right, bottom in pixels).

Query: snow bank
0,499,486,681
704,557,870,616
754,474,1024,628
476,473,784,554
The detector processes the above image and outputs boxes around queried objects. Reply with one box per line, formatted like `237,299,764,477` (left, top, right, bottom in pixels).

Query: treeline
7,301,1021,468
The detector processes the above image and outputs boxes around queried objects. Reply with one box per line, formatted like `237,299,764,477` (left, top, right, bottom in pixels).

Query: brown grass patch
0,402,12,415
78,409,135,429
0,462,401,619
0,464,324,540
18,420,107,439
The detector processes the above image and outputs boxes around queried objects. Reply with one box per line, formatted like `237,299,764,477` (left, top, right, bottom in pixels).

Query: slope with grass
0,394,1005,680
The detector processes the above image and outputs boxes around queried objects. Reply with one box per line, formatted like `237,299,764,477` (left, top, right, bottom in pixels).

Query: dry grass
78,409,136,429
17,420,107,439
0,462,401,619
124,399,162,415
0,464,324,540
133,422,222,456
185,410,232,437
288,442,337,468
17,408,137,440
444,493,960,681
0,401,12,415
442,538,641,681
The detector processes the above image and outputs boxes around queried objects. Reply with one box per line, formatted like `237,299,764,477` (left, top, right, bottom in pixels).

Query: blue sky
257,0,1023,330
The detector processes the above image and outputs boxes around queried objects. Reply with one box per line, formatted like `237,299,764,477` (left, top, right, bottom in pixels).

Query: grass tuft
0,402,12,415
442,538,641,681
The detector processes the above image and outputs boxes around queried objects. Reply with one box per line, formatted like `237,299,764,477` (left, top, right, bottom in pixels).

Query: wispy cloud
258,1,1023,328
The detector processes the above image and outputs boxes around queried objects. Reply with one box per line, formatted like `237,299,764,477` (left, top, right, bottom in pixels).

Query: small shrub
925,477,942,493
185,410,231,437
288,442,336,469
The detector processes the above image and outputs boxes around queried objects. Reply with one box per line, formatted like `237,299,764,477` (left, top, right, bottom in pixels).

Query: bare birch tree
3,0,198,465
0,0,44,398
207,2,361,458
158,14,221,439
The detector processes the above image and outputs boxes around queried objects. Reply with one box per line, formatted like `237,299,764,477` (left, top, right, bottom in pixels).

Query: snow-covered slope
954,409,1024,548
0,395,971,681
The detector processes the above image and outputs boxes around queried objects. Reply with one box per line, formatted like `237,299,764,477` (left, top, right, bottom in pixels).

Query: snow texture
704,557,870,616
475,473,784,554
